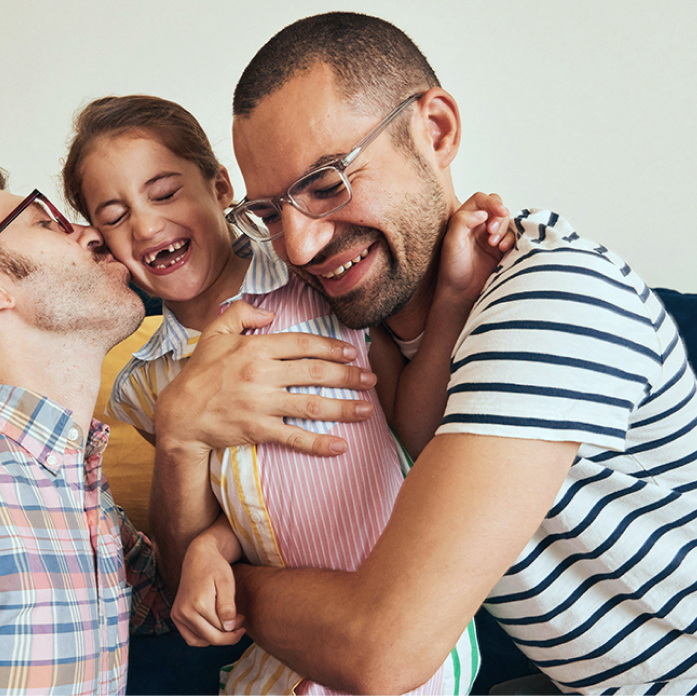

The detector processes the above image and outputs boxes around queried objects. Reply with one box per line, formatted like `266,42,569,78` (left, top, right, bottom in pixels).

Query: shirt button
250,511,262,524
46,454,58,466
68,427,79,441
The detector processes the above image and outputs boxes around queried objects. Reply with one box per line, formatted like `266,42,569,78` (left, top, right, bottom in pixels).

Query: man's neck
0,327,106,437
383,257,439,341
383,195,460,341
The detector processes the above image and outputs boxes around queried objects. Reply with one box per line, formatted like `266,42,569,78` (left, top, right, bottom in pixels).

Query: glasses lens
36,196,73,234
288,166,350,217
229,203,279,241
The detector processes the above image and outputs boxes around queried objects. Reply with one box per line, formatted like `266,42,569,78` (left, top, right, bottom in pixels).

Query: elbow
348,653,441,695
339,613,445,694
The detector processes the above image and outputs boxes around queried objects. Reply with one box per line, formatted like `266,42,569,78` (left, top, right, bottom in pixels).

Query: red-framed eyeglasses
0,189,74,235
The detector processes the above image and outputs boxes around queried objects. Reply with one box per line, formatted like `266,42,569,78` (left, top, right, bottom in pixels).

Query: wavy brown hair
62,95,222,222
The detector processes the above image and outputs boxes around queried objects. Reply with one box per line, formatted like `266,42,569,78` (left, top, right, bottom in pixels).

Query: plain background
2,0,695,290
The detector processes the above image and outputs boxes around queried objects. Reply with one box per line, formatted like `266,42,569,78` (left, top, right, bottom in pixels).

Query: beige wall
2,0,695,290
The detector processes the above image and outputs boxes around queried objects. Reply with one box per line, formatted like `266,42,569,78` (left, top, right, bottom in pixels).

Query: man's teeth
323,248,369,279
143,240,187,267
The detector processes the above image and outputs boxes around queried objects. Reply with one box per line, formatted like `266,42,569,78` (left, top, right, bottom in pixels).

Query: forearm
390,285,473,458
234,564,435,694
149,439,219,590
233,435,576,694
194,512,242,564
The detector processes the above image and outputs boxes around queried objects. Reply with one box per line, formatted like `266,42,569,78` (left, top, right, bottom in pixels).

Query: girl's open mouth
143,239,191,269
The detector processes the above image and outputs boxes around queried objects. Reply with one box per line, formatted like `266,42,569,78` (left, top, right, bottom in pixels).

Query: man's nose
71,223,105,249
279,204,335,267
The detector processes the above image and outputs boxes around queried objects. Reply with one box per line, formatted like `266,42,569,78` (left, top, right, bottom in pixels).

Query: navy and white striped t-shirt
438,209,697,694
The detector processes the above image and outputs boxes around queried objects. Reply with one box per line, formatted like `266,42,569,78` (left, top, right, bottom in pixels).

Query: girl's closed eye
153,187,179,202
102,209,127,227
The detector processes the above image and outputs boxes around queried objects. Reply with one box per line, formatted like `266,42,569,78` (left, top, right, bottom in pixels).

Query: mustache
307,224,378,266
91,244,113,264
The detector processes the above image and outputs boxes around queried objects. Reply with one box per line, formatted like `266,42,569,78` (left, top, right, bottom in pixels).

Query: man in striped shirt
154,12,697,695
0,173,173,695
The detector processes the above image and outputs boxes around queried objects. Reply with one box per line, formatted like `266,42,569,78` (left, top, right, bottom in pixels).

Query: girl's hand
171,522,246,646
438,192,513,303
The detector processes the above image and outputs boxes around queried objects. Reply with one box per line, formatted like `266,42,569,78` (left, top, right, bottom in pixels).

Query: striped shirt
438,209,697,694
108,237,478,695
0,385,171,696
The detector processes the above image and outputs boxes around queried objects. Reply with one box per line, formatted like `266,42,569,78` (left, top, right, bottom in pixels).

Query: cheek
101,230,136,265
270,238,289,263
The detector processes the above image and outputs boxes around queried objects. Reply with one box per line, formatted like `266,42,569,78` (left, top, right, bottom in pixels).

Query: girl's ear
214,166,235,209
414,88,461,170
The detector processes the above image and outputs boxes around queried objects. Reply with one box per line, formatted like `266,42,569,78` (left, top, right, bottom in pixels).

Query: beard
290,164,448,330
19,247,145,349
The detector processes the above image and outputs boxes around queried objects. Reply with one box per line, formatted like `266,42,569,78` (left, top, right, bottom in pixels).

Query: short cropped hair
0,168,7,191
233,12,440,121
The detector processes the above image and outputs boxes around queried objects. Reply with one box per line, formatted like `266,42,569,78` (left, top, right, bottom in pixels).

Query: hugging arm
232,434,578,694
151,301,378,587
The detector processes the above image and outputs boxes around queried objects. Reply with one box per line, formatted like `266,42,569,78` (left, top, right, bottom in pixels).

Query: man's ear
0,282,16,311
214,165,235,209
414,88,461,170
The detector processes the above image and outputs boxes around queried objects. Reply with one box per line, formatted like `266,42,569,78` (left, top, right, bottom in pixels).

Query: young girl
62,95,513,695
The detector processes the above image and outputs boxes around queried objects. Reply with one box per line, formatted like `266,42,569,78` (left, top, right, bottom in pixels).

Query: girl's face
79,134,234,303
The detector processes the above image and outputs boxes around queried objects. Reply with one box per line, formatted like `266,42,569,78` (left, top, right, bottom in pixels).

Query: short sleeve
438,215,663,451
106,359,157,435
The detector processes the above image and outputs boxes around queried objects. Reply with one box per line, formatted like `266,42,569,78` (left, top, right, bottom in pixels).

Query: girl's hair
63,95,222,221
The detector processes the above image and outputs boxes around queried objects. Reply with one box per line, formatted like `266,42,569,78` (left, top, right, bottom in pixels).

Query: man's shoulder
486,209,649,305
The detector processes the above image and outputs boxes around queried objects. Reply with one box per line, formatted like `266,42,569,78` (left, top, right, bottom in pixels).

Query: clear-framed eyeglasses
227,92,424,242
0,189,74,235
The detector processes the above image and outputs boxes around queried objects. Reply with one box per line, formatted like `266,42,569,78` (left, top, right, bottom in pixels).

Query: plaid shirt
0,385,171,696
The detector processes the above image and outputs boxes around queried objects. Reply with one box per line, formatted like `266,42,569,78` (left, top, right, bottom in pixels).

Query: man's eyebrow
29,201,48,214
303,153,344,176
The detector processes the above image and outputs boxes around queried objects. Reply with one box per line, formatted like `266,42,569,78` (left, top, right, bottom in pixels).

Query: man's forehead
233,66,373,194
0,190,24,220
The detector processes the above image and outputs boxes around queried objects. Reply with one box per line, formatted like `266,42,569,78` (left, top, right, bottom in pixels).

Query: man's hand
151,300,378,589
155,300,377,461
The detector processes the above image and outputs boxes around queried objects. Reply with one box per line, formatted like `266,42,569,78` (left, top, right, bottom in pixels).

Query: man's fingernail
355,402,373,416
330,440,347,454
223,621,237,631
490,221,500,234
490,234,501,245
343,346,358,360
360,370,376,386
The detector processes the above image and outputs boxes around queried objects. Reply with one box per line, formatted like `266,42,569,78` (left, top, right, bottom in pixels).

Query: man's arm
231,433,578,694
151,301,378,587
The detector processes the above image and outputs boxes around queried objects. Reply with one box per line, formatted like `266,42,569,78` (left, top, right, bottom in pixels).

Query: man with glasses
157,12,697,695
0,175,177,694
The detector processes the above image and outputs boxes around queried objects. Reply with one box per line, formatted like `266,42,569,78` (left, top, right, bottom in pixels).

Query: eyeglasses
227,92,424,242
0,189,74,235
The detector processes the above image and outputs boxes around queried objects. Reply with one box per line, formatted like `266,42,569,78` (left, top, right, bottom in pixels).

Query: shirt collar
132,235,289,363
0,384,106,472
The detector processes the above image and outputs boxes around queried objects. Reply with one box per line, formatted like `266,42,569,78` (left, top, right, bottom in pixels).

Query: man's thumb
208,299,275,335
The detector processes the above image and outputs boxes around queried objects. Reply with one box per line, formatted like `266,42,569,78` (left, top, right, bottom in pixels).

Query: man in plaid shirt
0,170,172,696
